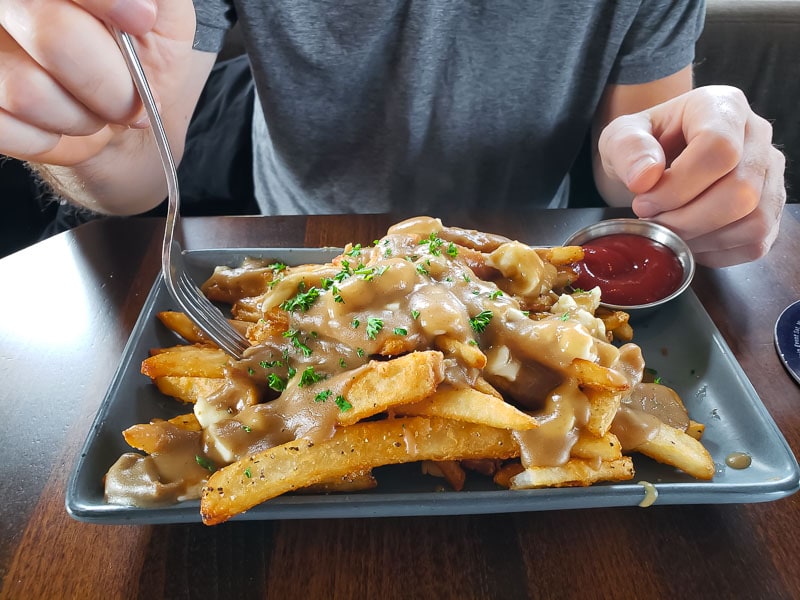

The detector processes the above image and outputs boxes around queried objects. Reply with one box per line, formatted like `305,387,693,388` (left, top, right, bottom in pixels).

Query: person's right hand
0,0,196,167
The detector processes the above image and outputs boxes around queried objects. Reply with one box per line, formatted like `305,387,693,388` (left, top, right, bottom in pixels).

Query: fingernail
129,114,151,129
110,0,157,35
626,156,658,186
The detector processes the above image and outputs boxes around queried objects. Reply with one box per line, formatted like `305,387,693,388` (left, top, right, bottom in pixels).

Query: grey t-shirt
193,1,704,216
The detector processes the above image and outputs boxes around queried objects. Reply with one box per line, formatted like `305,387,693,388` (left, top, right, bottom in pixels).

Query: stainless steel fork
113,29,250,359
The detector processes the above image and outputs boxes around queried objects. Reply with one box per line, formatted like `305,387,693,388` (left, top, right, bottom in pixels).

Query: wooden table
1,208,798,599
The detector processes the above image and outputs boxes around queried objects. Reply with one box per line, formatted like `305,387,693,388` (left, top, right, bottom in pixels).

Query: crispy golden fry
231,297,262,322
686,420,705,441
123,413,201,454
612,322,634,342
472,376,503,399
569,358,631,392
200,416,518,525
535,245,584,266
510,457,634,489
584,387,625,438
141,345,230,379
156,311,210,344
493,461,525,488
632,422,715,480
297,469,378,494
571,431,623,462
435,334,487,369
393,387,537,431
245,308,291,344
421,460,466,491
338,351,445,426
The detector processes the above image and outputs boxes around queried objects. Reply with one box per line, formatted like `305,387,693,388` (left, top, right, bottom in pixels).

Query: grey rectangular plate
66,248,800,524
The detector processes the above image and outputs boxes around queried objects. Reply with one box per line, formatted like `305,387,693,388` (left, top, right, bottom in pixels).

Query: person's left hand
598,85,786,268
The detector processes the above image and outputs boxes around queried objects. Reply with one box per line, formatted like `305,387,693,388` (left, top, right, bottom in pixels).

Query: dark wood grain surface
1,208,798,599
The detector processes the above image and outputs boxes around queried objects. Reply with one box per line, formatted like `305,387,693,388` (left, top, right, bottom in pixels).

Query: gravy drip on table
105,216,686,506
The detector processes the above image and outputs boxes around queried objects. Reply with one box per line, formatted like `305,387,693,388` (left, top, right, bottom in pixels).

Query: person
0,0,785,268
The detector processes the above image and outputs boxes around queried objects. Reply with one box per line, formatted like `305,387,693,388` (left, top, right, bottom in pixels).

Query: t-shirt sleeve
609,0,706,85
192,0,237,53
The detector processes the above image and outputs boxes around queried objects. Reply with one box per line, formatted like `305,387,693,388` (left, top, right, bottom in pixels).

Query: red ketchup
573,234,683,306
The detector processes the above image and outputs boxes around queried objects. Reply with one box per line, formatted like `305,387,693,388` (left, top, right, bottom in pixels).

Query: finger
0,30,107,137
1,0,143,125
31,127,118,166
0,108,62,158
72,0,158,36
598,113,666,194
684,147,786,267
645,113,778,241
633,87,749,218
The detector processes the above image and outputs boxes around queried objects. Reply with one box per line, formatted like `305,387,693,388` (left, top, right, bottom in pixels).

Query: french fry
510,457,634,489
200,416,518,525
123,413,202,454
141,345,230,378
571,431,623,462
393,387,537,431
435,335,487,369
535,245,584,266
686,420,705,441
569,358,631,392
493,461,525,488
583,387,625,437
421,460,467,491
337,351,445,426
632,422,715,480
297,469,378,494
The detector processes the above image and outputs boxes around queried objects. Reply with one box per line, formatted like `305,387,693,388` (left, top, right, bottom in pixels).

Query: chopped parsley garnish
339,358,347,368
267,373,287,392
331,286,344,303
356,347,365,358
248,367,255,375
420,231,444,256
334,260,353,283
469,310,493,334
411,309,420,320
654,376,663,384
366,317,384,340
354,265,377,281
335,395,353,412
416,263,429,276
489,290,504,300
346,243,362,257
281,284,321,312
244,467,252,478
287,365,297,379
352,318,360,329
315,389,333,403
393,327,408,336
560,312,570,321
267,262,287,274
463,273,471,282
241,424,252,433
298,366,327,387
260,359,283,369
195,455,216,472
283,329,312,357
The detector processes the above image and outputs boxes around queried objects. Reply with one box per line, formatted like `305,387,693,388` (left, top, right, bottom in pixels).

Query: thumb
598,113,666,195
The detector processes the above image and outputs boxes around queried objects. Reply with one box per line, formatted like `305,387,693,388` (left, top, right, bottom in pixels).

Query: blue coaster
775,300,800,386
